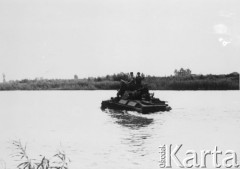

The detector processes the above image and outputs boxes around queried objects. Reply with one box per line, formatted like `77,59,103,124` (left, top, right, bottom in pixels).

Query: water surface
0,91,239,169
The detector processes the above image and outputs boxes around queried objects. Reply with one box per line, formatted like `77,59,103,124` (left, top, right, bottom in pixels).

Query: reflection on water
105,109,154,129
104,109,155,158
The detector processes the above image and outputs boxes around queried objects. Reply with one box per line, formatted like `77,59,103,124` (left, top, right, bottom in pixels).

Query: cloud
219,11,234,18
214,24,228,34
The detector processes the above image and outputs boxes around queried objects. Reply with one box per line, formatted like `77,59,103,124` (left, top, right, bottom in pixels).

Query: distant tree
106,75,110,80
229,72,239,76
20,79,29,83
96,77,102,81
180,68,184,76
174,69,178,76
112,73,128,81
174,68,192,77
2,73,6,83
74,75,78,80
186,69,191,75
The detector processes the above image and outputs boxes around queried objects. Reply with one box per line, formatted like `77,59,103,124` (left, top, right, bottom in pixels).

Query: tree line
0,72,239,90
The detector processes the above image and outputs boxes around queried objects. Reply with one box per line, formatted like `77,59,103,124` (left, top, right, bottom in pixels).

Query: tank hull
101,98,171,114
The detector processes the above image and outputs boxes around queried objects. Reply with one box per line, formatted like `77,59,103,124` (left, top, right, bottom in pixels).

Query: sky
0,0,240,80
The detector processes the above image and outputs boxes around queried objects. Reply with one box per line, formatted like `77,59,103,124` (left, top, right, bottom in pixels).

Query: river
0,91,239,169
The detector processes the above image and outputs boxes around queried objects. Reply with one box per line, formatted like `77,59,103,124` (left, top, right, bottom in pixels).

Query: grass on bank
0,73,239,90
12,140,70,169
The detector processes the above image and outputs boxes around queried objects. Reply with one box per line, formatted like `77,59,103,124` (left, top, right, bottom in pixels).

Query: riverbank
0,73,239,90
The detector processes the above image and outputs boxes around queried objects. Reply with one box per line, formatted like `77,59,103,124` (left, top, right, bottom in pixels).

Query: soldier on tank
135,72,144,89
128,72,136,91
117,72,135,97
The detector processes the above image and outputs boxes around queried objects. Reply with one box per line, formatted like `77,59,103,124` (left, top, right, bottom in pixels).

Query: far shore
0,72,239,91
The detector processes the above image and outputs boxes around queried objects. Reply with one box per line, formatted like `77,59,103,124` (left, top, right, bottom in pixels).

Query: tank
101,88,171,114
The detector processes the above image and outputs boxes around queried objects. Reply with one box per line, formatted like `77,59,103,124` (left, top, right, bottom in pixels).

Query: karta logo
159,144,240,168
